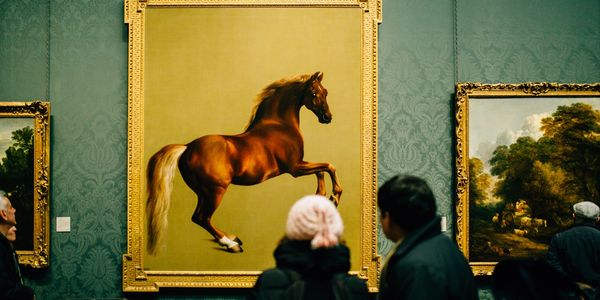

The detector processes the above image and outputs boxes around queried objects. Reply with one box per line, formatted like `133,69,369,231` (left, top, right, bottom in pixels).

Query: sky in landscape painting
469,97,600,172
0,118,32,160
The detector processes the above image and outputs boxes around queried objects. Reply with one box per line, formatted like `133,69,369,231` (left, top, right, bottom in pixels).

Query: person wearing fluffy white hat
250,195,369,300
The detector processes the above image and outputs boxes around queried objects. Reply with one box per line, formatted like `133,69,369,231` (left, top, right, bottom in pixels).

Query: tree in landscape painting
470,103,600,261
0,126,34,250
541,103,600,205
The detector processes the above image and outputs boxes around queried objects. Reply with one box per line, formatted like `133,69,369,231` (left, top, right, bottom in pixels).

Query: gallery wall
0,0,598,299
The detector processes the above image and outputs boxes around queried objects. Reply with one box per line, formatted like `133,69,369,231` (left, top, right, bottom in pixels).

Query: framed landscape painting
123,0,381,291
0,101,50,268
455,83,600,275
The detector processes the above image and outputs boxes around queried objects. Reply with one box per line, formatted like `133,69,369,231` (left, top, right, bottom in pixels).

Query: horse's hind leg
191,187,243,253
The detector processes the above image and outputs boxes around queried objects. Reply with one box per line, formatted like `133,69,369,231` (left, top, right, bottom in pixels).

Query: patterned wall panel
457,0,600,83
0,0,48,99
43,1,128,298
0,0,598,298
1,0,128,299
378,0,455,256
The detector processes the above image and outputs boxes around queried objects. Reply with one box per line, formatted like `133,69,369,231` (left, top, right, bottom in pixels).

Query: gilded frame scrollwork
123,0,381,291
455,82,600,275
0,101,51,268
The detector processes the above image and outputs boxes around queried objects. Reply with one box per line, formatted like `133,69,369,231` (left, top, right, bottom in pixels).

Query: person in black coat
377,175,478,300
547,201,600,299
491,258,583,300
250,195,369,300
0,192,35,300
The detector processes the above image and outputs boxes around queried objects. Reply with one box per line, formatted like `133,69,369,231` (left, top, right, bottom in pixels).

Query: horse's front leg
328,170,343,206
290,162,343,206
316,172,326,196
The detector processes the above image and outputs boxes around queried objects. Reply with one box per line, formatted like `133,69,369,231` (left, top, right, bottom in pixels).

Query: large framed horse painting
454,82,600,275
123,0,381,291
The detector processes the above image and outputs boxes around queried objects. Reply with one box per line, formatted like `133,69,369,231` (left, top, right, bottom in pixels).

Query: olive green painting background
143,8,362,271
0,0,598,299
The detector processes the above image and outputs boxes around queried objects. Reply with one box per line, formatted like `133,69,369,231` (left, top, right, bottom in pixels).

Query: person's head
285,195,344,249
491,258,582,300
0,191,16,226
572,201,600,223
6,226,16,242
377,175,437,241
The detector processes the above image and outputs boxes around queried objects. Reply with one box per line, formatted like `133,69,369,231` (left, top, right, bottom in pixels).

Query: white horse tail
146,144,187,255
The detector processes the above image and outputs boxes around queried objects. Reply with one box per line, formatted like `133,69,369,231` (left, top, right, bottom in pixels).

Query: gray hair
0,190,7,211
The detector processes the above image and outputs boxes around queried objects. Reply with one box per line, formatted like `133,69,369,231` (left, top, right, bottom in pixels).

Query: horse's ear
310,71,323,82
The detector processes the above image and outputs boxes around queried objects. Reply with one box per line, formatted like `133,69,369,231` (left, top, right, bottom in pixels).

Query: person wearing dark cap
377,175,478,300
547,201,600,298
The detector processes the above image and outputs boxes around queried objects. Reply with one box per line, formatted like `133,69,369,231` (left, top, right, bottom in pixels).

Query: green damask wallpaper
0,0,598,299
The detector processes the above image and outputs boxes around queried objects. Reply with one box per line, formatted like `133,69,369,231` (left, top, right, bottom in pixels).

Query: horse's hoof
233,236,243,246
223,236,243,246
227,244,244,253
329,195,340,206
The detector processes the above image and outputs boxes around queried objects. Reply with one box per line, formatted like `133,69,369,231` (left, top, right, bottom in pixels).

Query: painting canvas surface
468,97,600,261
0,118,34,251
143,7,362,272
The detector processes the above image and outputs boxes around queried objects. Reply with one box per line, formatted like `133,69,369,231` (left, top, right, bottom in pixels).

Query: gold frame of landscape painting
123,0,381,291
0,101,51,268
455,82,600,275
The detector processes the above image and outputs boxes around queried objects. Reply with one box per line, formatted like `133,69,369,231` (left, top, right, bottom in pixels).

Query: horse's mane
244,74,312,132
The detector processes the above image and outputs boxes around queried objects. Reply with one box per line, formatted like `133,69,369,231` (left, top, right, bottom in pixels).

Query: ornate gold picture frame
455,82,600,275
123,0,381,291
0,101,50,268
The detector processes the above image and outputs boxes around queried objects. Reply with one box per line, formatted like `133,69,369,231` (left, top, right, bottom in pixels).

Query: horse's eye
312,93,316,97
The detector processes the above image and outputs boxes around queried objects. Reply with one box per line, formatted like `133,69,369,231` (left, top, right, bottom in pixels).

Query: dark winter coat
547,222,600,287
379,216,478,300
249,239,370,300
0,233,34,300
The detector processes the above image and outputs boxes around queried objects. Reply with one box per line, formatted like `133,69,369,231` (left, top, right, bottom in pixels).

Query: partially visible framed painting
0,101,50,268
123,0,381,291
455,83,600,275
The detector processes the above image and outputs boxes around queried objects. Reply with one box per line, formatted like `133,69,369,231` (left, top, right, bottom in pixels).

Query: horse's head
303,71,332,124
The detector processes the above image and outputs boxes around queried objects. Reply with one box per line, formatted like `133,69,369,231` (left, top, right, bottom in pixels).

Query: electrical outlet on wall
441,216,447,232
56,217,70,232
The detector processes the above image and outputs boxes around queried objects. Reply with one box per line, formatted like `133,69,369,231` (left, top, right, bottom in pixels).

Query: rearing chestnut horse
146,72,343,254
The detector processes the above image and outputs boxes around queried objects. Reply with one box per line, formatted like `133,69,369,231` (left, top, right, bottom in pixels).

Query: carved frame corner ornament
0,101,51,268
454,82,600,276
123,0,381,292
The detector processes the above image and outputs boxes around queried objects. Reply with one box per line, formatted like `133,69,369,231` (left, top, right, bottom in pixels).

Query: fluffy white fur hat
285,195,344,249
